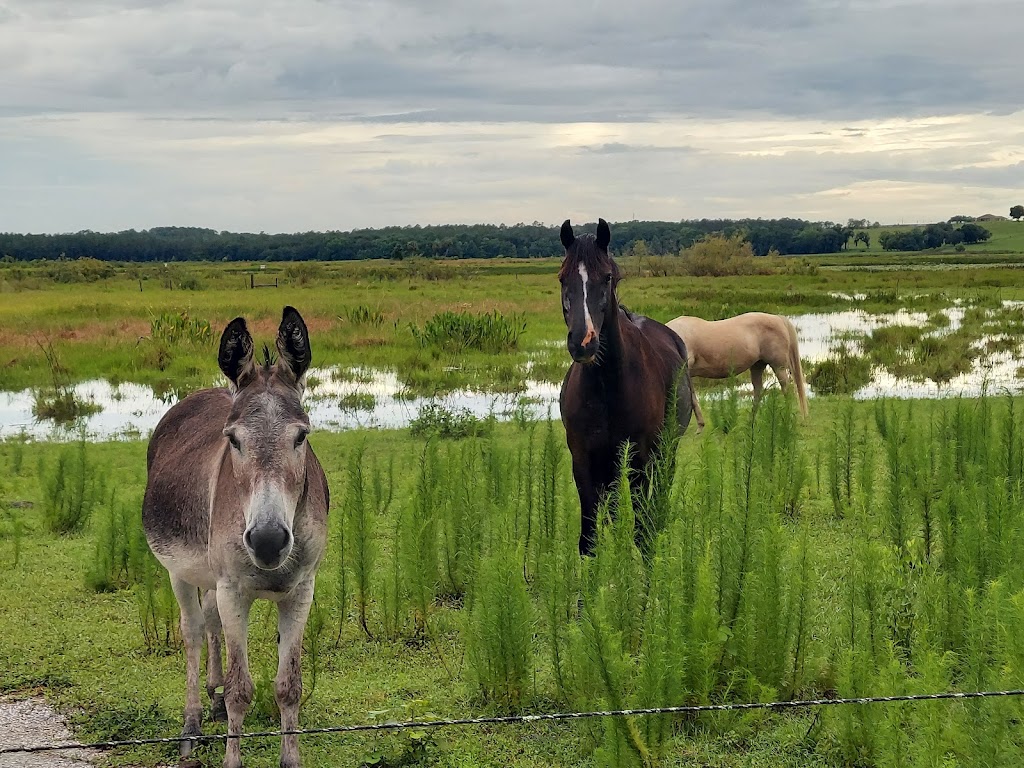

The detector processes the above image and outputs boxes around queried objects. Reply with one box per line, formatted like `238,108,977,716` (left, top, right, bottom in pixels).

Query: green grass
5,394,1024,766
818,220,1024,261
6,249,1024,766
4,253,1024,397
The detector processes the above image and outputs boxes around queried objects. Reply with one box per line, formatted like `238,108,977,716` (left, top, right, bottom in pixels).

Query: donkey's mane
558,234,621,282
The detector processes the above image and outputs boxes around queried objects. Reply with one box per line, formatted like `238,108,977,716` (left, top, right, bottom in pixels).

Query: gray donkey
143,306,329,768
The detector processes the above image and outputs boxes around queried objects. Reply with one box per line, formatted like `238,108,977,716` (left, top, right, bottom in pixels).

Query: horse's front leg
276,580,316,768
217,586,254,768
572,458,602,557
169,576,205,758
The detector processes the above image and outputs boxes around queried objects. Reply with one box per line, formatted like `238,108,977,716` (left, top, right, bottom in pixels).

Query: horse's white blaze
578,263,595,343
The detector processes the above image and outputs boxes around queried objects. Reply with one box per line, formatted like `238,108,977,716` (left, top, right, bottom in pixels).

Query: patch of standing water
0,368,562,441
788,300,1024,400
3,302,1024,440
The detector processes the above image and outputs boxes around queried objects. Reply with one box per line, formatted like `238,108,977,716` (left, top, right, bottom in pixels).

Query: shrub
809,348,873,395
32,340,101,424
465,548,534,708
40,439,105,535
44,257,116,284
284,262,323,285
342,305,386,327
150,310,214,346
409,310,526,354
409,403,489,440
678,234,774,277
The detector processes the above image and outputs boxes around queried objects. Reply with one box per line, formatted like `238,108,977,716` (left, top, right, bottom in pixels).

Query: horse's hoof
211,696,228,722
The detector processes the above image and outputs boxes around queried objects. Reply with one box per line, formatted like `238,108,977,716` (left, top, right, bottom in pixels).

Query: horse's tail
668,327,696,432
783,317,808,417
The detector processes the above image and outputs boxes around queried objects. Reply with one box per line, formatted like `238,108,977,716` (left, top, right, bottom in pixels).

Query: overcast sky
1,0,1021,234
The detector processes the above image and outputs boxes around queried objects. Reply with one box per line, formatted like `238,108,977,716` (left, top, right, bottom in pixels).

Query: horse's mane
558,234,622,283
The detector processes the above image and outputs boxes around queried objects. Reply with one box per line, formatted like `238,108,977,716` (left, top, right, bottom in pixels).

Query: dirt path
0,697,98,768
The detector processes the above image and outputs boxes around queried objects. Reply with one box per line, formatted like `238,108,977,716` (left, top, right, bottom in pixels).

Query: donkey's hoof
210,694,228,722
179,737,195,758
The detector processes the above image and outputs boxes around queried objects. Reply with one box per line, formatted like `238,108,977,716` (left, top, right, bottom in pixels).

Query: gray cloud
0,0,1021,232
2,0,1019,121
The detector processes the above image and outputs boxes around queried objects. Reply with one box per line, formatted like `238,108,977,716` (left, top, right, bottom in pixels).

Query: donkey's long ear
276,306,311,383
596,218,611,250
219,317,255,390
560,219,575,250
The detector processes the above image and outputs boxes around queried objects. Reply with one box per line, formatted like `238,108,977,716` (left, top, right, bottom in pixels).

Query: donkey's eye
227,433,241,451
294,430,308,449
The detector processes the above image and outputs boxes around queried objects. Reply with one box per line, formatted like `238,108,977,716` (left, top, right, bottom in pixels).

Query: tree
959,222,992,244
854,231,870,249
1011,205,1024,221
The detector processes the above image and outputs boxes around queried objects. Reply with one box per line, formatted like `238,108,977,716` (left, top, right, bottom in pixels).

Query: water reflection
3,302,1024,441
788,301,1023,400
0,369,562,441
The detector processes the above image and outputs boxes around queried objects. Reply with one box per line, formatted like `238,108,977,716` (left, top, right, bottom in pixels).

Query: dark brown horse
558,218,694,556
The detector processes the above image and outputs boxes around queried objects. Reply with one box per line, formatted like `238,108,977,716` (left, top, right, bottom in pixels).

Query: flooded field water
2,302,1023,440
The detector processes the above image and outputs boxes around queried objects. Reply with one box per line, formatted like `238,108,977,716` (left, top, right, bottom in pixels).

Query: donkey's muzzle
244,522,293,570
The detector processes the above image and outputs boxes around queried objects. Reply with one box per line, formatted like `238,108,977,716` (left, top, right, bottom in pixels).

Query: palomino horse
559,218,694,556
666,312,808,430
143,307,329,768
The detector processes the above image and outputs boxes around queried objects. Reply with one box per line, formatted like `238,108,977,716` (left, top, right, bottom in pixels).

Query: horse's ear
219,317,255,389
596,218,611,250
276,306,312,383
560,219,575,250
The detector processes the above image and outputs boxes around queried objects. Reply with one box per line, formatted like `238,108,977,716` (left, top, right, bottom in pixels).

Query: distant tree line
0,216,993,263
0,218,884,263
878,222,991,251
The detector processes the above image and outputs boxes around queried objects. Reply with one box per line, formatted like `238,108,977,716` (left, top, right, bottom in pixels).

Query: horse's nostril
247,523,291,566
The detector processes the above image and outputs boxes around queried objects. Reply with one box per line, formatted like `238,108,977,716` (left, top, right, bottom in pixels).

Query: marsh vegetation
5,249,1024,766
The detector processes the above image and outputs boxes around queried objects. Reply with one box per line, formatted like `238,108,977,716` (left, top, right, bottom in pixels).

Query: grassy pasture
5,251,1024,766
3,255,1024,397
5,394,1024,767
822,219,1024,260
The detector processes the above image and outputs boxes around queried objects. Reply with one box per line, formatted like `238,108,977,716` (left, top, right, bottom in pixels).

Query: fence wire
3,688,1024,756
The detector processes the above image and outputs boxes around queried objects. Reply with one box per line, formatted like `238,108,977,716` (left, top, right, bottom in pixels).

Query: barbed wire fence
3,688,1024,756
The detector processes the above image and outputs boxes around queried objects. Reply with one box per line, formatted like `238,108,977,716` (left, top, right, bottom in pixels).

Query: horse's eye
604,273,613,284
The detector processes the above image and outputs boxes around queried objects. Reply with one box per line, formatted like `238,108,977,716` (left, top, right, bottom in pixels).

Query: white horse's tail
784,318,808,417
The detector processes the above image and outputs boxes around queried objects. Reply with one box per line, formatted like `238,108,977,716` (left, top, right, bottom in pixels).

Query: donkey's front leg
203,588,227,722
276,580,315,768
170,576,205,758
217,586,254,768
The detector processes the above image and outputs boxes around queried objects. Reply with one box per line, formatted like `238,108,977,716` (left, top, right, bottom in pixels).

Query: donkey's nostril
246,523,291,568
